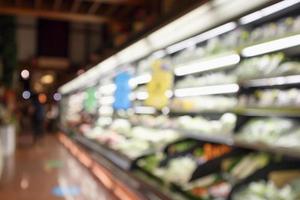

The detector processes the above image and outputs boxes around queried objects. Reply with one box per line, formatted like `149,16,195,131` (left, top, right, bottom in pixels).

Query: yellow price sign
145,60,173,109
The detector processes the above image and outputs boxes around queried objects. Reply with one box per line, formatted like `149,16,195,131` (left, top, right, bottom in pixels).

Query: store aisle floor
0,134,115,200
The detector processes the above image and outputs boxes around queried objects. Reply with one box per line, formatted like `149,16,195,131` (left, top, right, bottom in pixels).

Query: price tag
145,60,173,109
113,71,131,110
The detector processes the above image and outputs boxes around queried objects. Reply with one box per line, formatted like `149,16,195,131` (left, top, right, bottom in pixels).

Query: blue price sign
113,71,131,110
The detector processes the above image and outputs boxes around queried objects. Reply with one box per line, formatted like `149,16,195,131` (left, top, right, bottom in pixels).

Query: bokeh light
22,91,31,99
21,69,30,79
53,93,62,101
38,93,47,104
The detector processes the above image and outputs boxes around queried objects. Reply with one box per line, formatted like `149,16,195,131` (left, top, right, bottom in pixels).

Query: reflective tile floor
0,134,116,200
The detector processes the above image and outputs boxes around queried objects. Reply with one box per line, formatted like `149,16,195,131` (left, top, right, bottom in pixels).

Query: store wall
69,23,101,66
16,16,37,62
17,18,102,66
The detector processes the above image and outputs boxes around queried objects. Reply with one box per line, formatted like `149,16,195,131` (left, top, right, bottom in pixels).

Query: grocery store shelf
170,107,300,118
233,107,300,117
169,110,234,118
73,135,132,170
182,131,235,146
234,139,300,160
241,75,300,88
61,134,173,200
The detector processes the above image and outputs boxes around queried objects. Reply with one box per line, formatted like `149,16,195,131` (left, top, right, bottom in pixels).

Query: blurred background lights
21,69,30,79
41,74,54,84
22,91,31,99
38,93,47,104
53,93,62,101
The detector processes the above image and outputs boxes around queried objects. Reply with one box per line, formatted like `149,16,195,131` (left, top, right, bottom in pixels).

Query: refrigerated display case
59,0,300,199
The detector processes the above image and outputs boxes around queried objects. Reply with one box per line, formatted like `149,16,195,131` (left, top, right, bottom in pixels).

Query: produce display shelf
71,134,185,200
73,134,132,170
181,131,235,146
170,107,300,118
185,133,300,160
234,140,300,160
240,75,300,88
128,121,300,159
233,107,300,117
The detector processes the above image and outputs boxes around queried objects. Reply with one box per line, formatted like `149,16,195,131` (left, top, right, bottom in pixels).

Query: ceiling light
41,74,54,84
241,34,300,57
21,69,30,79
38,93,47,104
22,91,31,99
174,83,239,97
53,93,62,101
239,0,300,25
174,53,240,76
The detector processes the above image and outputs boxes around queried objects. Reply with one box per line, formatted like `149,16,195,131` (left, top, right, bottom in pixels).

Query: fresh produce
193,144,231,162
275,129,300,148
154,157,198,184
185,174,231,200
168,140,198,154
239,88,300,108
227,153,270,181
237,118,296,144
233,175,300,200
202,144,231,161
176,113,237,135
234,53,300,80
175,73,237,88
170,96,238,112
184,153,270,199
137,153,165,172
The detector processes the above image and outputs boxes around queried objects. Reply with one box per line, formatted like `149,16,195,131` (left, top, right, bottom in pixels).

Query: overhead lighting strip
99,96,115,105
174,83,240,97
166,22,237,54
129,73,152,88
174,53,240,76
241,34,300,57
239,0,300,25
